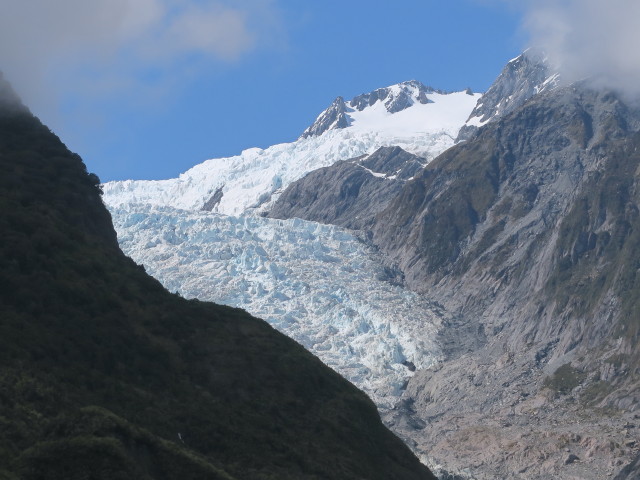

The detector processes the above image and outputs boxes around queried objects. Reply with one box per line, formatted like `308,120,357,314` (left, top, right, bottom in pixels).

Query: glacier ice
111,205,446,408
103,83,479,409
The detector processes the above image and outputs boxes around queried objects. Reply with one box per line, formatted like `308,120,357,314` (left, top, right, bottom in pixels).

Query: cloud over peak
523,0,640,95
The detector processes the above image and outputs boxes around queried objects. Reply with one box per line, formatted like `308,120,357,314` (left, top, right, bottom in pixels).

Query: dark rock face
300,96,350,138
268,146,425,230
614,453,640,480
564,453,580,465
372,85,640,478
0,87,436,480
202,185,224,211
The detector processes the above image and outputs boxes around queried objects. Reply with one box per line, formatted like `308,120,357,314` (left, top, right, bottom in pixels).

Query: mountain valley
0,73,436,480
101,51,640,479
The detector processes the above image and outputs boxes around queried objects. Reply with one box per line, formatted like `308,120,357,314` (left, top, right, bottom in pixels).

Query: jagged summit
105,81,479,217
349,80,439,113
300,96,350,138
301,80,451,138
458,50,560,140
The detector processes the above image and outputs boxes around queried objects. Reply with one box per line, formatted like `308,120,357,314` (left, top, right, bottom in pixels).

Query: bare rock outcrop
268,146,425,230
372,85,640,478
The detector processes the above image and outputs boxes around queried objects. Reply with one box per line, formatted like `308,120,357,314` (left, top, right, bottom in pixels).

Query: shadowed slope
0,88,435,480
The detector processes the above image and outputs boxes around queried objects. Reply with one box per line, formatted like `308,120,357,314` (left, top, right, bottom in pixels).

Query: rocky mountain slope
0,73,436,480
268,146,426,230
370,83,640,478
265,54,640,478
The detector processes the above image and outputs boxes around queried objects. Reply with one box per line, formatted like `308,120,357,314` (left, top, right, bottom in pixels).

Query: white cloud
0,0,283,112
522,0,640,95
167,4,254,61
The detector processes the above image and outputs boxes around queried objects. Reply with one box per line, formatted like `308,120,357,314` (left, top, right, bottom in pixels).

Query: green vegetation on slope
0,101,435,479
546,131,640,338
543,363,587,396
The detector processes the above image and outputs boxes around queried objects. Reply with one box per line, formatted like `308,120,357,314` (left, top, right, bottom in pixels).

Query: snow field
103,90,480,217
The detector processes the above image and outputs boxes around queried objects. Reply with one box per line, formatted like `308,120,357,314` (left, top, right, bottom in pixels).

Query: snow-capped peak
458,50,561,140
301,80,454,139
300,96,350,139
349,80,439,113
103,81,480,217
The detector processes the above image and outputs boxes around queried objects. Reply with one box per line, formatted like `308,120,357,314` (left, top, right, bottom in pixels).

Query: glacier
103,90,480,217
112,205,446,408
103,82,480,409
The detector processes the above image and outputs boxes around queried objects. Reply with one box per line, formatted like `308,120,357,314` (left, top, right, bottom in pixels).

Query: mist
522,0,640,96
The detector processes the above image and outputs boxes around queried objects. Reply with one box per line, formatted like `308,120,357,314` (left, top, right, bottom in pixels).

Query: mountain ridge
252,55,640,478
370,82,640,478
102,81,478,216
301,81,450,139
99,50,640,478
0,84,436,479
268,146,426,230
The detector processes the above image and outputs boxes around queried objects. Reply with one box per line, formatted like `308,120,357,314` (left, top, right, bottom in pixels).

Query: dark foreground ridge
0,79,436,480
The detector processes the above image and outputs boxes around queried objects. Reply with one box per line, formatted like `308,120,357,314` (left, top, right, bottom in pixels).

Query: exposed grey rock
202,185,224,211
614,453,640,480
350,80,437,113
371,84,640,478
564,454,580,465
457,51,560,142
267,146,425,230
358,146,425,180
374,83,640,318
301,96,350,138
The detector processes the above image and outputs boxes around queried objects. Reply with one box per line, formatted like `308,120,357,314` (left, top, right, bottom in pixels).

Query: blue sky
1,1,527,181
